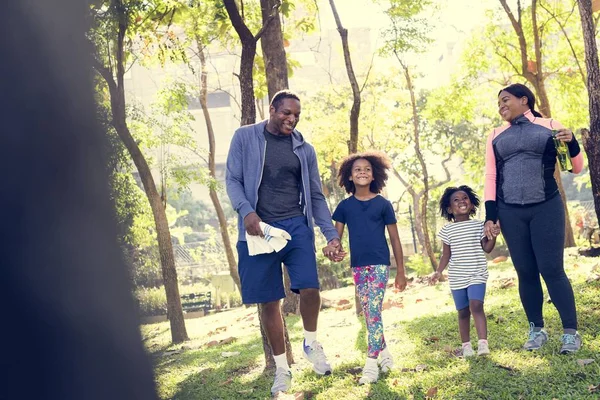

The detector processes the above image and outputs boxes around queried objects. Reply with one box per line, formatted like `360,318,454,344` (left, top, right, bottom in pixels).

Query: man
226,90,342,395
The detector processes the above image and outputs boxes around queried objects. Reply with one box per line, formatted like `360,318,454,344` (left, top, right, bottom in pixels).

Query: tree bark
196,40,242,293
260,0,289,101
92,0,188,344
328,0,361,154
224,0,293,366
498,0,575,247
578,0,600,225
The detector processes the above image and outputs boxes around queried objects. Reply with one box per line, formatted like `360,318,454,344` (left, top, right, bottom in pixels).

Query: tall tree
497,0,576,246
380,0,441,270
328,0,363,154
90,0,188,343
577,0,600,225
183,1,242,293
223,0,293,369
260,0,289,100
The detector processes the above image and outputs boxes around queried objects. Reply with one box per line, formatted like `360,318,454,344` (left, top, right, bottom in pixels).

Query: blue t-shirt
332,195,397,268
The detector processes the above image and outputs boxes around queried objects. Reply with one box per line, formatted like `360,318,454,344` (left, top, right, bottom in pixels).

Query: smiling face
349,158,374,189
267,98,301,135
448,190,473,221
497,90,530,122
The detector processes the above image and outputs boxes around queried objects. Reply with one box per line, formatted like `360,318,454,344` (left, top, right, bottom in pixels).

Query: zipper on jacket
294,147,308,214
254,140,267,209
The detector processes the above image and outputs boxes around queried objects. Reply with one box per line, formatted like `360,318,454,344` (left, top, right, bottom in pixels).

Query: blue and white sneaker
303,340,332,375
270,368,292,395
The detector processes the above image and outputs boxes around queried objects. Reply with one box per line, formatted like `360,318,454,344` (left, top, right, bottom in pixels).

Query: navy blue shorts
451,283,486,310
236,216,319,304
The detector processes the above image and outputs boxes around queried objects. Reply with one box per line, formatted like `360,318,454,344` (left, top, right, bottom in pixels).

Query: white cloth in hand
245,222,292,255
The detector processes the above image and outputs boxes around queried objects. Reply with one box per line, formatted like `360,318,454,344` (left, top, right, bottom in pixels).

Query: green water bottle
552,130,573,171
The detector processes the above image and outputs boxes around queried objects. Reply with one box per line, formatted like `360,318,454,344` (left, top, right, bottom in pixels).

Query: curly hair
337,151,391,194
439,185,480,222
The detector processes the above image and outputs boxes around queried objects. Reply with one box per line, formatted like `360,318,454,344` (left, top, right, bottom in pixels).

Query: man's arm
225,130,254,219
306,145,339,243
225,130,262,236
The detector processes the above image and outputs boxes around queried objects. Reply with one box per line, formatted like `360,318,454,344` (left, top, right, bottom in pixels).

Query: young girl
431,185,498,357
323,151,407,385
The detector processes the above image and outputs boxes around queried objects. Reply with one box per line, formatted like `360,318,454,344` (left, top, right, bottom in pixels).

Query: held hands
244,212,263,236
430,271,441,285
394,272,407,292
555,128,573,143
484,220,501,241
322,238,346,262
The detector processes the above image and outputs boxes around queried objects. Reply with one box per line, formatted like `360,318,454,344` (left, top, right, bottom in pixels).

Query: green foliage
405,254,432,276
135,286,167,317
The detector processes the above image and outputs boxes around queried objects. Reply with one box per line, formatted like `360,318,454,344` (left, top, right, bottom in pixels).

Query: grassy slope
144,251,600,399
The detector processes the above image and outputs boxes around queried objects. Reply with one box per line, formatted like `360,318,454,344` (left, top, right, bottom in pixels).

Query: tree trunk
197,41,242,293
401,61,438,270
93,1,188,343
224,0,293,366
328,0,361,154
499,0,575,247
578,0,600,225
260,0,289,101
258,304,294,369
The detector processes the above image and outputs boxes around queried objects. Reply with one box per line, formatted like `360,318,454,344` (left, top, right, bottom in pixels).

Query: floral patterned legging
353,264,389,358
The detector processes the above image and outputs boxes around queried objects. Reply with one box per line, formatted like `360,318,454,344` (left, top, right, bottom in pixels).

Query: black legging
498,194,577,330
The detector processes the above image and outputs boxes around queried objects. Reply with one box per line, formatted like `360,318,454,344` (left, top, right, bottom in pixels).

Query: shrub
135,286,167,317
406,254,433,277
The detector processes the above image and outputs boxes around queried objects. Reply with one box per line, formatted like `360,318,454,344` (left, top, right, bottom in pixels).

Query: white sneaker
477,340,490,356
303,340,332,375
359,359,379,385
462,343,475,358
270,368,292,395
378,354,394,373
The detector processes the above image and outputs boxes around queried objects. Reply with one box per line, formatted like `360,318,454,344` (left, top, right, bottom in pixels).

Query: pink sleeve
484,130,497,201
550,120,584,174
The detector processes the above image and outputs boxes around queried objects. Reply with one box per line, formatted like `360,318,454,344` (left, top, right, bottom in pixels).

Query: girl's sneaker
477,340,490,356
462,343,475,358
359,358,379,385
378,354,394,373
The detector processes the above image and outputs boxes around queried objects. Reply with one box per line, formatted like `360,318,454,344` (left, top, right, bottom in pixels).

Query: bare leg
299,288,320,331
261,300,285,355
458,307,471,343
469,300,487,340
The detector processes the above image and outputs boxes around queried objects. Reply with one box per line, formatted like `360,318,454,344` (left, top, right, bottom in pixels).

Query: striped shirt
438,219,488,290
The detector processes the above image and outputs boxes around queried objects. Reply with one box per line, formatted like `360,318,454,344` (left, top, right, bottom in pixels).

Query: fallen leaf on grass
415,299,423,303
347,366,362,375
499,278,515,289
425,336,440,343
443,346,462,357
496,316,505,324
162,349,182,356
221,351,240,358
425,387,438,398
391,378,400,386
588,384,600,393
205,340,219,347
220,337,237,345
577,359,595,367
586,274,600,283
237,389,253,395
218,377,233,386
415,364,428,372
495,364,516,374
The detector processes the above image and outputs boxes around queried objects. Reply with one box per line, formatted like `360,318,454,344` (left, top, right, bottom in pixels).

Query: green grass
143,253,600,399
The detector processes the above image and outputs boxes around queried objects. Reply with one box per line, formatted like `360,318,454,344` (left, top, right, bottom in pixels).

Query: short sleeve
332,201,345,223
383,199,397,225
438,225,450,245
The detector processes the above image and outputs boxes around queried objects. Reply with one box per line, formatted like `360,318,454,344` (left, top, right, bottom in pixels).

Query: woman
484,83,584,354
